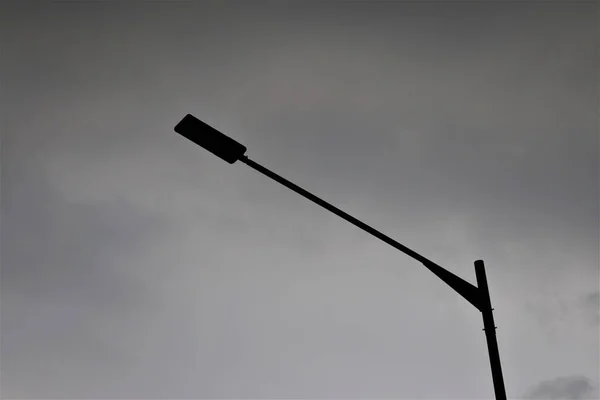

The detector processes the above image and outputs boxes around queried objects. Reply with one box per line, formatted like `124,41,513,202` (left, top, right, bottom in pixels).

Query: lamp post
174,113,507,400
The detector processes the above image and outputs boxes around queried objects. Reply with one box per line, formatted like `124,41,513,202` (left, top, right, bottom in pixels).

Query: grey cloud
579,291,600,326
522,289,600,342
0,156,172,294
1,1,598,398
1,161,175,398
525,376,598,400
203,2,599,269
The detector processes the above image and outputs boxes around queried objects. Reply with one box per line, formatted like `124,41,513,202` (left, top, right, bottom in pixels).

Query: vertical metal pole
475,260,507,400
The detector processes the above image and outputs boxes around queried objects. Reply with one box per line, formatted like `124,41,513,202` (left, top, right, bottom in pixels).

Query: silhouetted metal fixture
174,113,508,400
174,114,247,164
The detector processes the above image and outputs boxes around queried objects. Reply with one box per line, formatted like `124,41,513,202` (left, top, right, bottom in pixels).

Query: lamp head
174,114,247,164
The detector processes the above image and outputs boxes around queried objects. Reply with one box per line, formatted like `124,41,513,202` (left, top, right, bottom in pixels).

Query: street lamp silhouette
174,113,508,400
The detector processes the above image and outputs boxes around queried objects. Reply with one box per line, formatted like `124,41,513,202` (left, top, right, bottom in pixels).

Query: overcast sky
1,2,598,399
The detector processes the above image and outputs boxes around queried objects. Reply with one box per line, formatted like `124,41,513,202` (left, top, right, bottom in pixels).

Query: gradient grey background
1,1,598,399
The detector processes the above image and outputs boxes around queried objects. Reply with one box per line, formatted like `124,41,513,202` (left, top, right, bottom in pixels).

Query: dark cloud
525,376,598,400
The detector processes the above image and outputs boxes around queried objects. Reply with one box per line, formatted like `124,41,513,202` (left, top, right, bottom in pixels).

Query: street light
174,113,508,400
